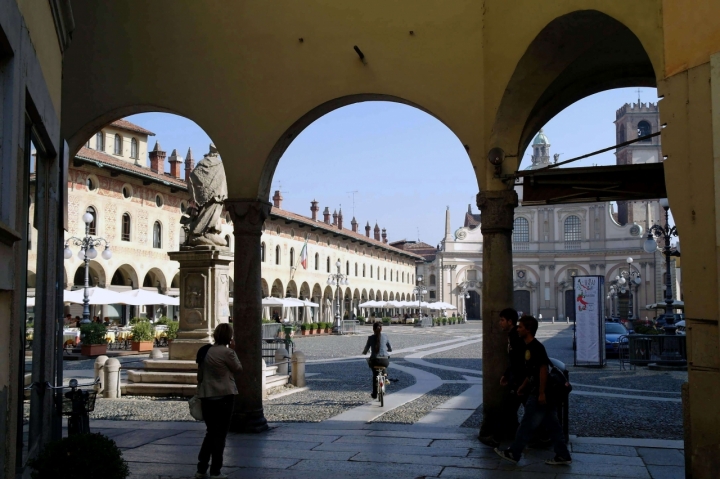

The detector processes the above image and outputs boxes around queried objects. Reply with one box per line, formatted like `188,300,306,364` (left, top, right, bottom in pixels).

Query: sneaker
494,448,519,464
545,455,572,465
478,435,500,448
371,393,377,399
195,473,208,479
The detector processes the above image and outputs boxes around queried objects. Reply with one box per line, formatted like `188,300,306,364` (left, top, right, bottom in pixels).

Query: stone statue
181,144,228,247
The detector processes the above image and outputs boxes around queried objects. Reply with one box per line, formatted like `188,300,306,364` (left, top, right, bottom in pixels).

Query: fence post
94,355,108,394
103,358,121,399
291,351,306,387
275,347,289,375
552,316,555,324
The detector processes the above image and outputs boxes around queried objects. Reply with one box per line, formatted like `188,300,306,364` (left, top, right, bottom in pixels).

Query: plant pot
81,344,107,357
325,327,332,334
301,330,309,336
131,341,154,352
316,329,324,335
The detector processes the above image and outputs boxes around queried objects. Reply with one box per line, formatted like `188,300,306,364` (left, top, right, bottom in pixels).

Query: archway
142,268,167,292
286,280,298,298
110,264,139,289
271,279,284,298
261,279,269,298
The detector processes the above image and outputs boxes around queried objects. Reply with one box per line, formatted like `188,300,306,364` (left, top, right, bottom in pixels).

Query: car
605,322,630,355
675,320,686,335
655,313,684,328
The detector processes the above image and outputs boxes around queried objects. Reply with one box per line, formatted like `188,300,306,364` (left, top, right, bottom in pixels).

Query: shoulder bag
188,361,204,421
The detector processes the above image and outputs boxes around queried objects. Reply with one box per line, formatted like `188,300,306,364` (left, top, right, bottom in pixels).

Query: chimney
168,149,183,178
365,222,371,237
332,210,338,226
310,200,319,220
184,147,195,182
374,223,380,241
351,217,358,233
272,190,283,209
338,208,344,230
323,207,331,224
149,141,166,174
382,228,388,243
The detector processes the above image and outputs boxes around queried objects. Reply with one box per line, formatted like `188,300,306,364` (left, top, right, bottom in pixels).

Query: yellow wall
663,0,720,77
16,0,63,113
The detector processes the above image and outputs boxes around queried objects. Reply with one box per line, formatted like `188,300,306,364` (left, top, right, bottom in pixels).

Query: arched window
564,215,582,249
225,235,231,248
275,245,281,265
152,221,162,248
363,264,366,277
637,121,652,141
95,131,104,151
326,257,330,272
346,261,350,275
314,253,319,270
370,265,373,278
384,268,387,280
355,263,358,276
86,176,96,191
513,217,530,251
290,248,295,267
114,134,122,155
121,213,131,241
86,207,97,235
261,242,266,262
429,274,436,286
130,137,138,159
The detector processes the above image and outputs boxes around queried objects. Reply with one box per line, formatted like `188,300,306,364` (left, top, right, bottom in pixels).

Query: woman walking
195,323,242,479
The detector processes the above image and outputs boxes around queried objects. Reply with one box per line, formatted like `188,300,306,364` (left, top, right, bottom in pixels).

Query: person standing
195,323,243,479
479,308,524,447
362,322,392,399
495,315,572,465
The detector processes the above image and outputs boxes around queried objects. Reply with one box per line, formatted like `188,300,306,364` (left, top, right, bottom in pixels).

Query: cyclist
362,322,393,399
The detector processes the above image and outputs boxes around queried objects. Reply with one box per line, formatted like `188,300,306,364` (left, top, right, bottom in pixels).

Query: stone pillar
225,199,271,433
167,249,233,360
477,189,518,440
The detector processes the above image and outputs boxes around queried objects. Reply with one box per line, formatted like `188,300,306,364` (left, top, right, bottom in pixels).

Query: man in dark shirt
479,308,524,447
495,315,572,466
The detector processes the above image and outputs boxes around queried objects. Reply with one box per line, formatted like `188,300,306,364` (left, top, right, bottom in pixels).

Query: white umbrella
280,297,305,307
359,300,381,308
27,297,35,307
64,287,127,305
120,289,180,306
301,300,320,307
262,297,286,306
645,301,684,310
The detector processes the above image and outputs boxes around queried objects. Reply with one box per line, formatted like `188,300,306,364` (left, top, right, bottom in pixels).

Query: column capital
476,190,518,234
225,199,272,236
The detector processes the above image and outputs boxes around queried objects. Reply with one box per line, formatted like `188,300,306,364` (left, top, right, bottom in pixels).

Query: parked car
605,322,630,355
655,313,684,328
675,320,686,335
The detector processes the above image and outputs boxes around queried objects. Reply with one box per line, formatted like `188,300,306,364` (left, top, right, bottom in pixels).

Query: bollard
149,348,163,359
275,347,289,375
566,316,570,324
94,355,108,394
291,351,306,388
552,316,555,324
103,358,121,399
261,359,268,399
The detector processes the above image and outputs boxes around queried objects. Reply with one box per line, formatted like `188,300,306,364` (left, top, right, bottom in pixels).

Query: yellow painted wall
16,0,63,113
663,0,720,77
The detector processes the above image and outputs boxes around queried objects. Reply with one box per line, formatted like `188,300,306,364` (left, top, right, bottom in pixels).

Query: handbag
188,360,204,420
546,364,572,404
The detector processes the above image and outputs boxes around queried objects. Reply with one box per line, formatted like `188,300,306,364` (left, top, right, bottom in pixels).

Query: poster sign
573,275,605,367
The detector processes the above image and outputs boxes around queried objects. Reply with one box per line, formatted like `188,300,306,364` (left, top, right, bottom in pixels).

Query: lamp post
413,275,428,326
611,257,642,321
63,211,112,323
643,198,680,334
327,260,349,334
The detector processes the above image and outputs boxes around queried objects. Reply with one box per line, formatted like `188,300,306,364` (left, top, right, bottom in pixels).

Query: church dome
532,128,549,145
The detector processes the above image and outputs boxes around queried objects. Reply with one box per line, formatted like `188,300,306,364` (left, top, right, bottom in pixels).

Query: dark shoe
478,435,500,448
371,393,377,399
494,448,519,464
545,455,572,465
195,473,208,479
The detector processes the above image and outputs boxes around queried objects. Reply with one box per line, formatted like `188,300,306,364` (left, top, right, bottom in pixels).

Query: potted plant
315,322,323,335
325,322,333,333
300,323,309,336
130,319,154,352
357,316,365,325
442,317,448,325
166,321,179,343
80,323,108,356
382,317,391,326
28,432,129,479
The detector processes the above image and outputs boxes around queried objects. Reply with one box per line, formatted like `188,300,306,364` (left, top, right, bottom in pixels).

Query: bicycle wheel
378,375,384,407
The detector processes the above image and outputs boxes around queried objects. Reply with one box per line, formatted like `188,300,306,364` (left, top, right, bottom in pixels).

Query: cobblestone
371,383,471,424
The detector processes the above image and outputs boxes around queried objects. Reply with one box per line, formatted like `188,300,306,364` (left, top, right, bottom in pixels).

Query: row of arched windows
511,215,582,248
85,207,163,248
89,132,140,159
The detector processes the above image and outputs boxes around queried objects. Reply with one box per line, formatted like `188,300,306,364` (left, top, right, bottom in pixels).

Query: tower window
637,121,652,142
276,245,281,265
114,134,122,155
261,242,266,262
86,207,97,235
564,215,582,249
130,137,138,159
96,132,104,151
153,221,162,248
121,213,131,241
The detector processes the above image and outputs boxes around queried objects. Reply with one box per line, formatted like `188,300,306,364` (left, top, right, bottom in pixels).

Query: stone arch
142,267,167,292
382,291,388,301
111,264,140,289
491,10,657,172
389,292,395,301
553,264,591,284
361,288,368,302
271,279,284,298
72,260,108,289
368,289,375,301
171,273,180,289
286,280,298,298
261,278,269,297
311,283,323,303
299,281,311,300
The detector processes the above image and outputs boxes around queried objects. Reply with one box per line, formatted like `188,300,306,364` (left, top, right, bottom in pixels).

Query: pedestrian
479,308,524,447
195,323,243,479
495,315,572,466
272,311,280,323
362,322,392,399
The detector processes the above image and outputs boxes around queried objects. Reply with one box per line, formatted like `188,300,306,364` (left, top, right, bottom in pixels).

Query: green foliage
166,321,179,341
320,322,328,330
28,433,129,479
129,316,147,325
131,320,154,342
442,317,448,325
357,316,365,325
310,323,318,330
261,318,274,324
80,322,107,345
382,317,391,325
155,316,171,326
300,323,308,331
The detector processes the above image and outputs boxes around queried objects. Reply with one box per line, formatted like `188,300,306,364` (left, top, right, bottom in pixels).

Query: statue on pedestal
181,144,228,248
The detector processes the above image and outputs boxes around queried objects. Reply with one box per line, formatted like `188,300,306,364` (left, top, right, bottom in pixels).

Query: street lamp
643,198,680,334
64,211,112,323
327,260,349,334
413,274,429,325
611,257,642,320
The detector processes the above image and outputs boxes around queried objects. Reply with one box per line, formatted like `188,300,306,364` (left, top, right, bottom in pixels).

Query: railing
564,240,581,250
627,334,687,365
342,320,358,335
512,242,530,251
262,338,293,365
262,323,282,340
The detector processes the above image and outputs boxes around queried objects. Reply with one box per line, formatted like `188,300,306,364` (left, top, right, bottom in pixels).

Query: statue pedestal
168,248,233,360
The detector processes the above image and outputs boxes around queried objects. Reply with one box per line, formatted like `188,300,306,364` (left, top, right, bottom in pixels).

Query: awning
120,289,180,306
64,287,128,305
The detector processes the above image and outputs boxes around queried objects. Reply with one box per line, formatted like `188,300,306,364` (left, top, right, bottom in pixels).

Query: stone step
143,359,197,371
266,373,289,389
122,382,197,397
127,370,197,384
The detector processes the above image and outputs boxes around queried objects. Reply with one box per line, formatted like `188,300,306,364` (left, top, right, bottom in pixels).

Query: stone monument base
169,337,212,360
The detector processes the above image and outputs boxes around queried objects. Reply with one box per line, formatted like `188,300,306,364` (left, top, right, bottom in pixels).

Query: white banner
574,275,605,366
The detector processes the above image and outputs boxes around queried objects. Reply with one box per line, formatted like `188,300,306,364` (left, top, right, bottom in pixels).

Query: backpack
546,364,572,404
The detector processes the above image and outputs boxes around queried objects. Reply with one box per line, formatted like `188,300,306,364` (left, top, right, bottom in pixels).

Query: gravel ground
372,383,471,424
91,397,194,422
422,342,482,373
393,359,472,381
566,368,686,393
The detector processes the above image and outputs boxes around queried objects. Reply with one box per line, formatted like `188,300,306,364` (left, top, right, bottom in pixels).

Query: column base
230,407,269,433
168,337,211,360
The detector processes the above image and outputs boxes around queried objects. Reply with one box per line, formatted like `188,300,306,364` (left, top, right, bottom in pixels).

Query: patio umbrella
120,289,180,306
645,301,684,310
64,287,128,305
262,297,286,307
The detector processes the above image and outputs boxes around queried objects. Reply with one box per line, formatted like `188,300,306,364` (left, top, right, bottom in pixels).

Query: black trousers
197,395,234,475
368,357,390,395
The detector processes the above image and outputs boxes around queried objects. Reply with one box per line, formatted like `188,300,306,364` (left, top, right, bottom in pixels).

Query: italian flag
299,240,308,269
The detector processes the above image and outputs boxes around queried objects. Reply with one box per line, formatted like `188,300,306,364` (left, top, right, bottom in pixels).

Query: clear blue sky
127,86,659,244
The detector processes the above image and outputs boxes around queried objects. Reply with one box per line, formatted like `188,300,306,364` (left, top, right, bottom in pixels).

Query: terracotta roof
464,212,481,229
75,147,187,188
388,240,437,262
110,119,156,136
270,208,423,261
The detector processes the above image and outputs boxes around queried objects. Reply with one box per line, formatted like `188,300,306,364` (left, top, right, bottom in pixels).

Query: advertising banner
573,275,605,367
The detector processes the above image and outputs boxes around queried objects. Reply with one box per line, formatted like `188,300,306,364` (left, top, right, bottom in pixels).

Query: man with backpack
495,315,572,466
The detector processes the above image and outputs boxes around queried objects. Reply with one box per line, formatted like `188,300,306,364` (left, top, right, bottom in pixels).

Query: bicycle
372,356,390,407
26,378,100,435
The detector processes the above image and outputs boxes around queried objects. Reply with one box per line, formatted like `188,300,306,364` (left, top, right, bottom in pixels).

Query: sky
126,86,660,245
